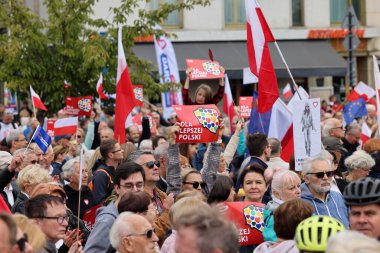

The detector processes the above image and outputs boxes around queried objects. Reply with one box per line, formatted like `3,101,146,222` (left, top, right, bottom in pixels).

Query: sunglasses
16,233,28,252
143,161,160,169
183,181,207,189
307,171,334,179
127,229,154,239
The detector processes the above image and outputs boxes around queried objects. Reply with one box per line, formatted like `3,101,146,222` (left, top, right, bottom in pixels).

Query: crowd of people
0,73,380,253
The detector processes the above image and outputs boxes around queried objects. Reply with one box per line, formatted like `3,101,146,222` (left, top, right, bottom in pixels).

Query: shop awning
133,40,347,79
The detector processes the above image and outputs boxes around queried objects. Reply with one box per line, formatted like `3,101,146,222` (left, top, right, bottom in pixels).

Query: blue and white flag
32,125,51,153
154,25,182,119
343,97,368,125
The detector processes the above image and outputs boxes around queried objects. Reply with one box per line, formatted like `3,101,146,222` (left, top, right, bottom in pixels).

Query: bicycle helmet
343,177,380,206
295,215,345,252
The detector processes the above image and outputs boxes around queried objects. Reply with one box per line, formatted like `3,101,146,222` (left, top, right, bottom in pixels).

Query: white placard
293,98,322,171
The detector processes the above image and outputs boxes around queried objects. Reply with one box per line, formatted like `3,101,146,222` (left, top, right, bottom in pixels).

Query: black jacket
0,181,20,210
91,160,114,205
11,191,29,214
64,184,95,219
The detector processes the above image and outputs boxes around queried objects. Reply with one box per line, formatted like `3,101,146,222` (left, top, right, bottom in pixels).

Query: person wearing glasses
91,139,124,205
0,212,33,253
110,212,158,253
301,155,349,228
5,129,27,155
321,118,345,140
25,194,83,253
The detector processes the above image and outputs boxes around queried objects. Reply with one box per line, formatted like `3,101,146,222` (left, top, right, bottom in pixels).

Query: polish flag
54,117,78,136
246,0,279,113
30,86,48,111
347,81,376,102
96,73,109,99
114,27,136,144
223,74,236,128
282,83,293,99
373,55,380,137
361,122,372,144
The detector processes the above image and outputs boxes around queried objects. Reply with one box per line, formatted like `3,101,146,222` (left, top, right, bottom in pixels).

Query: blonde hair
169,197,210,230
326,230,380,253
121,142,137,161
86,148,102,181
175,190,206,202
17,164,50,192
13,214,46,253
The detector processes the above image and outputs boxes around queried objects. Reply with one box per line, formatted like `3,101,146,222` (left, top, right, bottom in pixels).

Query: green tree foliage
0,0,210,113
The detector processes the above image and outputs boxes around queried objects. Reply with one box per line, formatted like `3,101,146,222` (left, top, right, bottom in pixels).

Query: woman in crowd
13,213,46,253
207,175,235,204
240,164,267,203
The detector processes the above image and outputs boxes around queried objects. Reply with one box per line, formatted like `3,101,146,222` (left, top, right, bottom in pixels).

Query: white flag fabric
287,86,309,113
78,144,85,190
373,55,380,137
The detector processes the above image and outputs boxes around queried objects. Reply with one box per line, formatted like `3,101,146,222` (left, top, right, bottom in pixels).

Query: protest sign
46,119,57,137
131,113,156,134
224,202,265,246
133,85,143,107
186,59,224,80
292,98,321,171
239,97,253,118
83,204,102,230
66,96,93,116
4,87,18,115
173,105,220,143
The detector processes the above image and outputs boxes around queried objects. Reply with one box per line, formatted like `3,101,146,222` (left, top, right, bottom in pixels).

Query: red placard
224,202,265,246
239,97,253,119
46,119,57,137
133,85,143,107
82,204,102,231
173,105,220,143
66,96,93,116
131,113,156,134
186,59,224,80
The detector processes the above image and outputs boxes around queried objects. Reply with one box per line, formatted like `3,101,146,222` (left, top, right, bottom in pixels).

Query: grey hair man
267,138,289,170
6,129,27,154
342,123,361,155
301,155,349,228
322,118,345,139
153,145,169,193
109,212,158,253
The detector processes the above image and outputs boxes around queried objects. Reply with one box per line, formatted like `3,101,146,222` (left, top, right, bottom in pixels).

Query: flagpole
24,125,40,155
274,42,302,100
76,144,84,242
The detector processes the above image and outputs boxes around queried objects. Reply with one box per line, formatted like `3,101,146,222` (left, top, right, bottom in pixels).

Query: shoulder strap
96,169,114,184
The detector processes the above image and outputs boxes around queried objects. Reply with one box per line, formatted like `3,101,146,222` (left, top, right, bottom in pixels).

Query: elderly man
342,123,361,155
99,127,114,143
0,213,32,253
6,130,27,154
0,109,18,142
25,194,82,253
127,125,140,144
109,212,158,253
322,118,345,139
301,155,349,228
33,144,54,174
85,162,146,253
267,137,289,170
343,177,380,240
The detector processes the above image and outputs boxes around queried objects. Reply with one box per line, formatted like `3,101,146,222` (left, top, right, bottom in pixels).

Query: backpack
88,169,113,192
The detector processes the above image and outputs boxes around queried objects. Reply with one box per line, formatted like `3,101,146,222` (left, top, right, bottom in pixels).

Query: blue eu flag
32,126,51,153
343,97,368,125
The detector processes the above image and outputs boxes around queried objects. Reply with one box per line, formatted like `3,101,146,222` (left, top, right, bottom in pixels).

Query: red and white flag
96,73,109,99
282,83,293,100
114,26,136,144
347,81,376,102
223,74,236,127
373,55,380,138
30,86,48,111
54,117,78,136
361,122,372,145
246,0,279,113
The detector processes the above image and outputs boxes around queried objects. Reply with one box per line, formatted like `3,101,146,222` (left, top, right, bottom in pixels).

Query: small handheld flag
32,125,52,153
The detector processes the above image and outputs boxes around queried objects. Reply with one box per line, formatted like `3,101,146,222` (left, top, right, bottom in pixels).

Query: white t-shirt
0,122,18,141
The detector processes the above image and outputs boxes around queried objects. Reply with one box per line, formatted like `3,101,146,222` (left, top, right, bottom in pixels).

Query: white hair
344,150,375,172
326,230,380,253
6,129,23,146
322,118,338,138
109,212,134,250
302,154,332,175
62,157,81,180
271,170,300,193
139,139,153,151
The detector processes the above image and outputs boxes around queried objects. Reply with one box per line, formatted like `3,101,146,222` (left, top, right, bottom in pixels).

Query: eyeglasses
142,161,160,169
331,126,343,130
126,229,154,239
120,182,144,190
111,149,122,153
307,171,334,179
183,181,207,189
36,215,69,224
16,139,26,142
16,233,28,252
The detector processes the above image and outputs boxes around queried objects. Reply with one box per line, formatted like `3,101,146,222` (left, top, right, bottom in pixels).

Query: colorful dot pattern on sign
78,99,91,112
243,205,265,232
134,87,143,102
193,108,219,134
202,62,220,76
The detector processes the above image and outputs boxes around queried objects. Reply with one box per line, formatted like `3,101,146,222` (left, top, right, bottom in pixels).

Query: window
225,0,246,27
330,0,364,25
150,0,182,28
292,0,304,26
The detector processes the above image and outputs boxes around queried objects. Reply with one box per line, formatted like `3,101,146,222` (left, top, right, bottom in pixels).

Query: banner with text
66,96,93,116
46,119,57,137
224,202,265,246
173,104,220,143
239,97,253,118
186,59,224,80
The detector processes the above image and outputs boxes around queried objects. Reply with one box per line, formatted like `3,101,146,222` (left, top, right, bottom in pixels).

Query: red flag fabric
246,0,279,113
282,83,293,100
0,195,11,213
114,27,136,144
30,86,47,111
96,73,109,99
223,74,236,127
347,81,376,102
